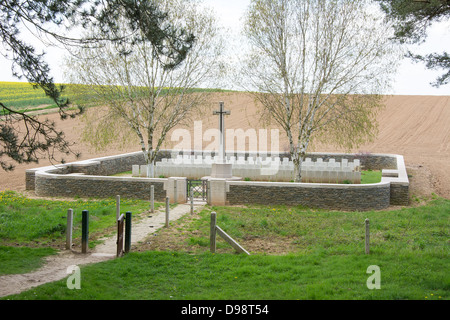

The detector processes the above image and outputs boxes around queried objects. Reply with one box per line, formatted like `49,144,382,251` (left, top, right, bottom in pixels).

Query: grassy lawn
3,249,447,300
0,246,57,276
0,191,160,276
361,170,382,184
1,192,448,300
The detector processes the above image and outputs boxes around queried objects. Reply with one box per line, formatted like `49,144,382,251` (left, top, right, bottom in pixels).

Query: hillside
0,92,448,199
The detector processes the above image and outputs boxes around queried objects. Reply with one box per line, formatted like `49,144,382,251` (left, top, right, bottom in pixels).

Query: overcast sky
0,0,448,96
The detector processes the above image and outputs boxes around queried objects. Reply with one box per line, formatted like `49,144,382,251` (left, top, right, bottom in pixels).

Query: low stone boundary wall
208,153,409,211
225,181,391,211
35,170,167,201
26,150,409,211
380,154,409,206
26,152,146,191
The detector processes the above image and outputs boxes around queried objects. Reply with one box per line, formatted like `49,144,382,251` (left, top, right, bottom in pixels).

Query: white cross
213,101,230,162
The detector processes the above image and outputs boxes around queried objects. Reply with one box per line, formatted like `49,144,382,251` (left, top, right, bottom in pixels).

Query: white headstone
132,165,140,177
354,159,361,171
140,165,149,177
342,159,348,168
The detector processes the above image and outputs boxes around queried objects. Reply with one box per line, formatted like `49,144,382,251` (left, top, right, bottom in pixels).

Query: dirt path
0,203,204,298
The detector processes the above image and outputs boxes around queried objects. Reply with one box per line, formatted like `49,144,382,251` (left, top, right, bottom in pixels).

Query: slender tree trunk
147,149,155,178
292,153,300,182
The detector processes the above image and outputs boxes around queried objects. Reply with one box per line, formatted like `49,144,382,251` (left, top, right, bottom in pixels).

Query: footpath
0,203,203,298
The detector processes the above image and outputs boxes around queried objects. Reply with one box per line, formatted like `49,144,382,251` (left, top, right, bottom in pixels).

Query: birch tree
66,0,224,177
242,0,399,182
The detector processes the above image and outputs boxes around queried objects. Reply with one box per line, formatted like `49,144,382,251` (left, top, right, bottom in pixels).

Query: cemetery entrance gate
187,179,208,201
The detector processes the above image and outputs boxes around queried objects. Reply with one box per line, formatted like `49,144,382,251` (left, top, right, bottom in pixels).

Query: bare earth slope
0,93,448,199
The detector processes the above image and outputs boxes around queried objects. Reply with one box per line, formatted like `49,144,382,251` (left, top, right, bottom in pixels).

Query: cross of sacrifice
213,101,230,162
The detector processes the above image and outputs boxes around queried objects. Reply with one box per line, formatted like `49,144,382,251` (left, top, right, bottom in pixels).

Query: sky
0,0,449,96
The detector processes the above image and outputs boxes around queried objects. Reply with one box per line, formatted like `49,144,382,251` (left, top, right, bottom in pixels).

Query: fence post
117,214,125,257
116,195,120,221
210,211,217,254
365,218,370,255
150,185,155,214
165,197,170,227
66,209,73,250
190,187,194,214
81,210,89,254
125,211,132,254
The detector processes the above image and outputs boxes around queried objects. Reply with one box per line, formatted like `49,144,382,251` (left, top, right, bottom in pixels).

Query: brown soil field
1,92,449,200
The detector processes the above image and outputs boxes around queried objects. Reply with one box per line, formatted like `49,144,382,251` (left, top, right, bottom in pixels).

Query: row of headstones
132,159,361,183
132,165,151,177
158,154,286,165
132,164,210,179
154,155,360,170
304,158,361,172
301,169,361,184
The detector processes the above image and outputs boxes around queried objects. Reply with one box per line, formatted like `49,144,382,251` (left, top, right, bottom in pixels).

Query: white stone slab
140,165,148,177
132,165,140,177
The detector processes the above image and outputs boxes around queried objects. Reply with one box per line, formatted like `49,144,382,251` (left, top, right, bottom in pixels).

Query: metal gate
187,179,208,201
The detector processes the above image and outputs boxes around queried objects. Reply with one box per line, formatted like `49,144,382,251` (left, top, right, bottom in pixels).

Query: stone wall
226,181,391,211
26,152,146,191
210,153,409,211
390,184,410,206
35,170,166,200
26,150,409,211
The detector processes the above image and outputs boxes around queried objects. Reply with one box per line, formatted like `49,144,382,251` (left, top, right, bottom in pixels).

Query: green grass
1,195,448,300
186,199,449,255
0,190,159,247
361,170,382,184
111,170,133,177
2,248,447,300
0,246,57,276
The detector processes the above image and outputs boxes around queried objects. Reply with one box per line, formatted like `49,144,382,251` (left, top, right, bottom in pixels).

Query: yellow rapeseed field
0,81,56,110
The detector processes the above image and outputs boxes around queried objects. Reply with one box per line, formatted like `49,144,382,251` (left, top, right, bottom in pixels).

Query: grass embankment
1,190,448,300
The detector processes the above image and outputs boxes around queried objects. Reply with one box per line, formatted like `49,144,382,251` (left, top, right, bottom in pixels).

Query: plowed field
1,92,449,200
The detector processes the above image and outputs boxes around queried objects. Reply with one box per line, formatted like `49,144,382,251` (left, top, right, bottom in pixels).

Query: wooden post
125,211,132,254
190,187,194,214
216,226,250,255
117,214,125,257
365,218,370,255
150,185,155,214
81,210,89,254
210,211,217,253
116,195,120,221
66,209,73,250
165,196,170,227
